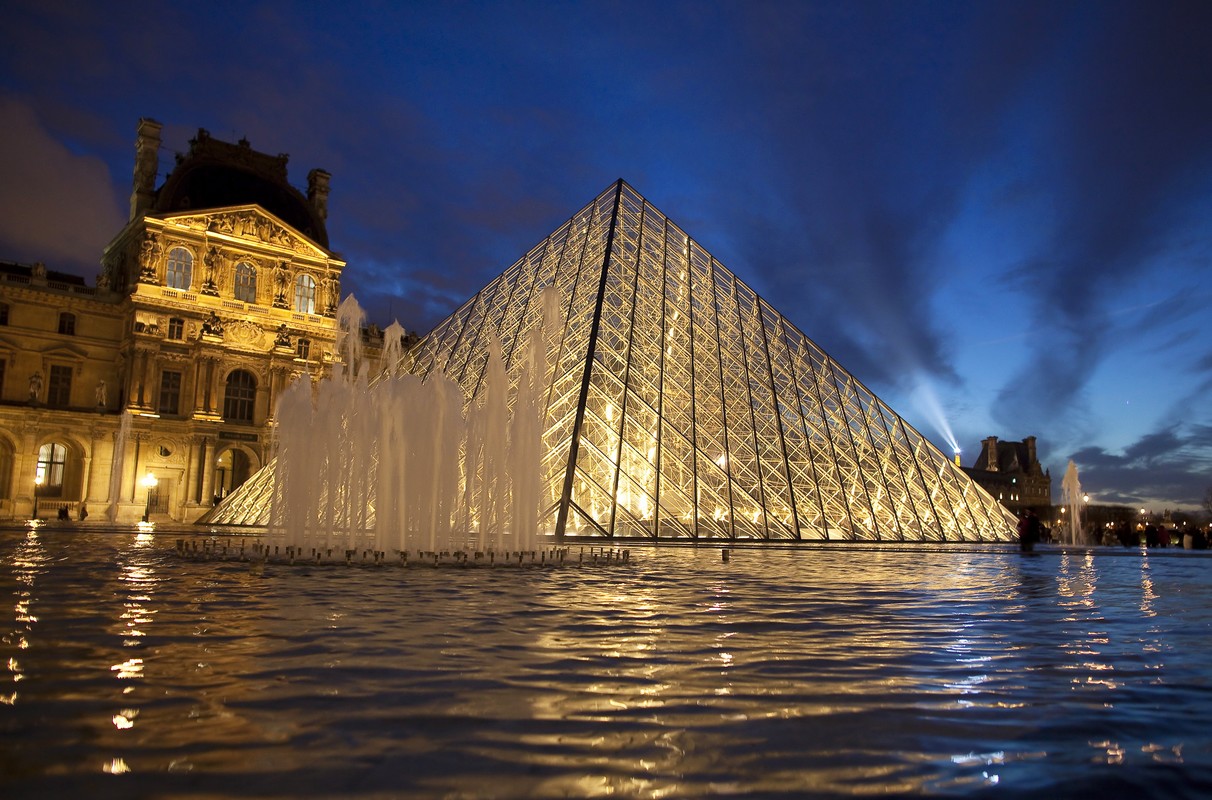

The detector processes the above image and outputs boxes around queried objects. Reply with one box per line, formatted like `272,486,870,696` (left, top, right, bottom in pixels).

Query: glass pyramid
407,180,1013,541
207,180,1016,542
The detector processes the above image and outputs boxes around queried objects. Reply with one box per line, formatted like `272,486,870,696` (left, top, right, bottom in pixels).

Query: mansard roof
972,439,1042,476
153,129,328,247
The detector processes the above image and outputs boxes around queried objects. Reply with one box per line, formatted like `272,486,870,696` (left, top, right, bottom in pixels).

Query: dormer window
166,247,193,290
234,262,257,303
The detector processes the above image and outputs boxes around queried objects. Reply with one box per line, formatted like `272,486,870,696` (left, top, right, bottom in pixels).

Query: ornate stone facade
961,435,1053,515
0,121,357,522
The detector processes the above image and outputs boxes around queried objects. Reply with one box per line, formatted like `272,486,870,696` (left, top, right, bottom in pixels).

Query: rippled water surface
3,526,1212,798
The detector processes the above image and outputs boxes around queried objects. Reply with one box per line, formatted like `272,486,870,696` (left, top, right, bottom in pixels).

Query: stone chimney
308,168,331,222
983,436,999,472
130,118,162,220
1024,436,1038,473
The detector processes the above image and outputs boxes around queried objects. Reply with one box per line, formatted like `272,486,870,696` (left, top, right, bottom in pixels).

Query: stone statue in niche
201,247,220,295
273,261,291,308
201,310,224,337
322,274,340,315
138,232,161,282
95,379,107,408
28,371,43,403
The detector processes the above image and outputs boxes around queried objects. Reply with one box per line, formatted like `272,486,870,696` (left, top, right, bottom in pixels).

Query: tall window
295,338,310,360
158,370,182,416
0,302,8,325
58,312,75,335
0,359,5,395
166,247,193,290
47,365,72,407
167,317,184,340
293,274,316,314
36,442,67,497
223,369,256,423
234,262,257,303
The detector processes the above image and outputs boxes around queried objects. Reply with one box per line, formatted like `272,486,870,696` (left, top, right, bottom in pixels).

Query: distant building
961,436,1052,514
0,121,385,522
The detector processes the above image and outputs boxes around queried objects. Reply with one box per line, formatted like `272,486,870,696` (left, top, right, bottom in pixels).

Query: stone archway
30,436,86,519
212,444,261,503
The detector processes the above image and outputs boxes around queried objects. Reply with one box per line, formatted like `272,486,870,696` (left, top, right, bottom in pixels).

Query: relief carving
227,319,265,348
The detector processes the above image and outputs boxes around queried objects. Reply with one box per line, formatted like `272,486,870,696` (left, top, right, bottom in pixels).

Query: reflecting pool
3,525,1212,798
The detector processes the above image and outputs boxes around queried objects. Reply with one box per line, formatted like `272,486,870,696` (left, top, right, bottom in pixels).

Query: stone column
199,438,216,506
182,436,197,507
208,360,223,417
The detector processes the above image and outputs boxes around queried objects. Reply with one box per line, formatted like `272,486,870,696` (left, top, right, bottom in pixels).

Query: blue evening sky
1,1,1209,511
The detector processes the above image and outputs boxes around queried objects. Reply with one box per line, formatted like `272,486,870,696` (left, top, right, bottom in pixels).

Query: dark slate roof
153,129,328,247
971,440,1040,475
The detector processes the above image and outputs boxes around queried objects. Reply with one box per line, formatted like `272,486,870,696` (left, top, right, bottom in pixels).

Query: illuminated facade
406,181,1017,540
0,121,350,522
962,435,1053,515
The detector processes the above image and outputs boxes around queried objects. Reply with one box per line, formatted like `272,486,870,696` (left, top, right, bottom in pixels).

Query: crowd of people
1017,508,1209,550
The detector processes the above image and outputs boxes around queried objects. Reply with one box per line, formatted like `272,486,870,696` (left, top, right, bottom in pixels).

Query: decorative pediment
39,343,90,362
155,205,331,259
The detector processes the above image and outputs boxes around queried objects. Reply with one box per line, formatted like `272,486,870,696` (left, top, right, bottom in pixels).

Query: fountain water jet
1060,460,1083,546
268,294,550,555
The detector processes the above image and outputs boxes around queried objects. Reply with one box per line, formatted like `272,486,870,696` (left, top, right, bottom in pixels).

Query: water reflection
2,529,1211,797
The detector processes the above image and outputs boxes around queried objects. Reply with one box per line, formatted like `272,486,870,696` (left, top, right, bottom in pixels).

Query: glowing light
104,758,131,774
909,379,960,455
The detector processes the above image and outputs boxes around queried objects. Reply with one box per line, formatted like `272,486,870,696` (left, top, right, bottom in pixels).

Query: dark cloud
989,1,1212,430
0,97,125,270
1069,423,1212,507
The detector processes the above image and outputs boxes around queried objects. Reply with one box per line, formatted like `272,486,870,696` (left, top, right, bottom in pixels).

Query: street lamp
33,474,44,520
141,472,158,523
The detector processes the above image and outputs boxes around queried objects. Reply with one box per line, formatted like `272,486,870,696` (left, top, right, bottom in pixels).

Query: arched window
293,274,316,314
223,369,257,423
35,442,68,498
234,262,257,303
166,247,193,289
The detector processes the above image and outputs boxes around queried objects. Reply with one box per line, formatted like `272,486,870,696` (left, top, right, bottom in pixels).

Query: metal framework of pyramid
208,180,1016,541
410,179,1019,541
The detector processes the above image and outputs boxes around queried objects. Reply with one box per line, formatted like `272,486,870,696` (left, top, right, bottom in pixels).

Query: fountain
1060,460,1083,545
195,290,630,568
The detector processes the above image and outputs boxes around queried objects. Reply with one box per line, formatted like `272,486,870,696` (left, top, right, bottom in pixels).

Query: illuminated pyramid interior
209,180,1016,541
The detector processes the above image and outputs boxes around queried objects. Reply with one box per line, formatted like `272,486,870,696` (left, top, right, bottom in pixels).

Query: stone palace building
0,120,358,522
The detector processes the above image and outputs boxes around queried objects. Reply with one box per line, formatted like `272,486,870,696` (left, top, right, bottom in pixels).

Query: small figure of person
1017,509,1042,553
95,379,108,408
28,371,43,403
201,310,224,337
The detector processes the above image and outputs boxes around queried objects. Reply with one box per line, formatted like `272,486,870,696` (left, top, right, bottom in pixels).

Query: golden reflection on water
3,531,1211,796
